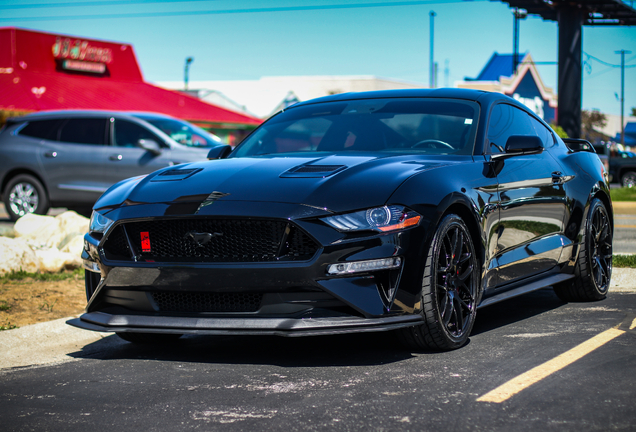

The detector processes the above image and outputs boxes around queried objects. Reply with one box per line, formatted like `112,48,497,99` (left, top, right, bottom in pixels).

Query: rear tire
397,214,480,351
3,174,50,221
554,198,612,302
116,332,182,344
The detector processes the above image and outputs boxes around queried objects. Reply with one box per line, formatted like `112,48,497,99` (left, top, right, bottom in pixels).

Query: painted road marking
615,225,636,228
477,317,636,403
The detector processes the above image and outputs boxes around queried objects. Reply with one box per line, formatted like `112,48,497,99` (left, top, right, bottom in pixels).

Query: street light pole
430,11,436,89
616,49,631,147
184,57,194,91
512,8,527,74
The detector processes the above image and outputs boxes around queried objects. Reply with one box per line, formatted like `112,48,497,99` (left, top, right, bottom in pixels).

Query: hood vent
281,164,347,178
151,168,202,182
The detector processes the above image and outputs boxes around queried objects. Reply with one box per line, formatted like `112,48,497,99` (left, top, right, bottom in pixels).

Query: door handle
552,171,564,184
44,151,57,158
109,154,123,161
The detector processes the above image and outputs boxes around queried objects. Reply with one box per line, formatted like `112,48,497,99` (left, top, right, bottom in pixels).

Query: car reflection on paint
70,89,613,351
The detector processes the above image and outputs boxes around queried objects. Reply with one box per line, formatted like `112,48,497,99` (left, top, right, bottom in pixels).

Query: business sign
52,37,112,74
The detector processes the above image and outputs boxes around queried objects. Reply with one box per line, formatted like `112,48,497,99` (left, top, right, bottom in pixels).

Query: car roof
289,88,531,114
7,110,176,122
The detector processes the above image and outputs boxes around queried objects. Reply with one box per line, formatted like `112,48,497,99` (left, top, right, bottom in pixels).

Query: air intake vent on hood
281,164,346,178
151,168,202,182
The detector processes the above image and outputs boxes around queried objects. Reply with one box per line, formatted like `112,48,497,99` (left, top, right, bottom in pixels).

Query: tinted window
528,115,555,148
232,98,479,157
18,119,63,140
139,117,221,148
114,119,163,148
487,104,537,154
59,118,107,145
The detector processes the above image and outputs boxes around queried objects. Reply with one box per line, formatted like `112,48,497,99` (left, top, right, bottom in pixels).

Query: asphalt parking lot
1,285,636,431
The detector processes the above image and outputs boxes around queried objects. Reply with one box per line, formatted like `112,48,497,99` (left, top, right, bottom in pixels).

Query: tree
550,123,568,139
631,107,636,117
581,109,609,142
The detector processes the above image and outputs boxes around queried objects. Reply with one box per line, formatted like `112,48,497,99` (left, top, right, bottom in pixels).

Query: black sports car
70,89,613,351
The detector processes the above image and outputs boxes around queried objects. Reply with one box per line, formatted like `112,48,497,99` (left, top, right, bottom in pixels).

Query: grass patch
0,321,18,331
0,300,10,312
0,268,83,283
610,187,636,202
613,254,636,268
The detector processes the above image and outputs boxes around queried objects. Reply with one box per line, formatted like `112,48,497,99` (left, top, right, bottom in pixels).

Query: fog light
327,257,402,275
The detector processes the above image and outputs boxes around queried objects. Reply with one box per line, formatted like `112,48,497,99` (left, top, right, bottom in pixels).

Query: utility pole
616,49,631,147
429,11,436,89
184,57,194,91
512,8,527,74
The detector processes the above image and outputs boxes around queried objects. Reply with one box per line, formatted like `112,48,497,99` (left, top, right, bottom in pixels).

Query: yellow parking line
631,317,636,330
615,225,636,228
476,327,625,403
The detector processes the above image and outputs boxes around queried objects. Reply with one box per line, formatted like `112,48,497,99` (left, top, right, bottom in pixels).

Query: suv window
18,119,63,140
114,119,164,148
58,118,108,145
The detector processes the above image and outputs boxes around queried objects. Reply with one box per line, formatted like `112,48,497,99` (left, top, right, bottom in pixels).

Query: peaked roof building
457,52,558,124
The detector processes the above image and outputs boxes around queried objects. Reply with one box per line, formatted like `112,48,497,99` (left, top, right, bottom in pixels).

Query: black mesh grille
103,225,130,259
151,291,262,312
103,218,319,263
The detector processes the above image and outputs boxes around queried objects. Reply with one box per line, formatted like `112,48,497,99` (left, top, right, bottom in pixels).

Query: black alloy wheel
554,198,612,302
398,214,480,351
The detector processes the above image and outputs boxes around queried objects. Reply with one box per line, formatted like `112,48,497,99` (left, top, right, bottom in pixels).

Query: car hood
95,154,461,214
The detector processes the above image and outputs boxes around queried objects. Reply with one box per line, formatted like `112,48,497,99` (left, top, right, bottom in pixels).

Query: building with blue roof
457,52,558,124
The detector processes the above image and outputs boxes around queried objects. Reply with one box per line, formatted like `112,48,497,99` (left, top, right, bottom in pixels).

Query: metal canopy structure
499,0,636,138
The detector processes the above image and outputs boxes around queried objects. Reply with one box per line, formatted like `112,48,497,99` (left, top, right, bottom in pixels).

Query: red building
0,28,261,144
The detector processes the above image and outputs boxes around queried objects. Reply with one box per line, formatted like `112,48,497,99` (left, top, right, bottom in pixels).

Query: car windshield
135,116,222,148
231,98,479,157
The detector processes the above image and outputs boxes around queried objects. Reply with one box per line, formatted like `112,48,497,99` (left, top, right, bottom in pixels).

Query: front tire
554,198,612,302
398,214,480,351
3,174,50,221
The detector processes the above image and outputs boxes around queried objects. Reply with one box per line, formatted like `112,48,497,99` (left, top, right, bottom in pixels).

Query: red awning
0,28,261,127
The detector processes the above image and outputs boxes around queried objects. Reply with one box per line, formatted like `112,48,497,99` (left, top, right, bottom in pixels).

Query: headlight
89,211,114,234
322,205,421,233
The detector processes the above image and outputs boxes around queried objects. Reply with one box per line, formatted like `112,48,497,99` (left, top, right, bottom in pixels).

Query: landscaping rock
34,248,82,273
0,237,40,276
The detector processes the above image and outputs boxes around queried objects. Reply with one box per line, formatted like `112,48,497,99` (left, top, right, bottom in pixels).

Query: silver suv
0,110,222,220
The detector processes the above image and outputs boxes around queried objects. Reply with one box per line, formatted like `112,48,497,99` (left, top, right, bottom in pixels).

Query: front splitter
67,312,423,337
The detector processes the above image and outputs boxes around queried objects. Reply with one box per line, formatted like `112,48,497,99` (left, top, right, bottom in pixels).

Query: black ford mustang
69,89,613,351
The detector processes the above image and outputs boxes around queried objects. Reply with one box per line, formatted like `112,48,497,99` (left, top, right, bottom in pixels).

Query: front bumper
77,204,429,336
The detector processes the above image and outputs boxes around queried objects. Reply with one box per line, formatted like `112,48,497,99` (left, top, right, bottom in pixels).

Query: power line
584,51,636,68
0,0,485,22
0,0,218,10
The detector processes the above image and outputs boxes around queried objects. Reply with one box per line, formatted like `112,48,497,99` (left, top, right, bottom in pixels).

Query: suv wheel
3,174,50,221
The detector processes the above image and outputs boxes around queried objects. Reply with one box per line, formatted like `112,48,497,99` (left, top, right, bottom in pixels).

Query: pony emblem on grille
184,231,223,247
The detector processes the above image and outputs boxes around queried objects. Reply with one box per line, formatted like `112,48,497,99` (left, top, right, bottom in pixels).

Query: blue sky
1,0,635,116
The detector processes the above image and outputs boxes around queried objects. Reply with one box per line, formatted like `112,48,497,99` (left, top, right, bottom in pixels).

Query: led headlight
89,210,114,234
322,205,421,233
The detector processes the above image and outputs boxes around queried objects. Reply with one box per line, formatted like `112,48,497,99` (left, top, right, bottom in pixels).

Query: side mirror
207,144,232,160
137,139,162,156
491,135,543,160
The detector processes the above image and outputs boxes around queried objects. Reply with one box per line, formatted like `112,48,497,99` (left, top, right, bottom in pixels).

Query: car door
487,103,568,287
108,117,186,181
37,117,112,204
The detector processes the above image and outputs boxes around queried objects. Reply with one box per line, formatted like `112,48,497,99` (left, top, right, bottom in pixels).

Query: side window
18,119,63,140
58,118,107,145
487,104,535,154
114,119,163,148
528,115,555,148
